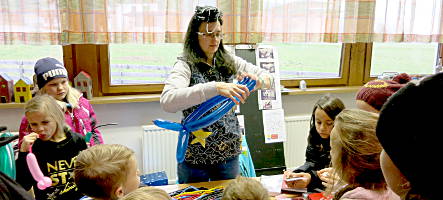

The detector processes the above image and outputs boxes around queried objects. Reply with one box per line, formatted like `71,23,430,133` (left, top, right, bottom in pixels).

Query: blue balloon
154,77,256,163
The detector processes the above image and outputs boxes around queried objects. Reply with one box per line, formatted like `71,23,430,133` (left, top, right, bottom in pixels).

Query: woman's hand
318,167,337,188
20,132,39,152
237,72,272,91
216,82,250,105
237,72,261,92
284,171,311,188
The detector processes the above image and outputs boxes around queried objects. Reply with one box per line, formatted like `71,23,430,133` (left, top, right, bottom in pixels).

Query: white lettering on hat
42,68,68,81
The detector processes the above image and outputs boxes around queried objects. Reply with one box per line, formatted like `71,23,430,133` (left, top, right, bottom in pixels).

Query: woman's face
198,21,222,60
314,108,334,139
42,78,69,101
26,111,58,141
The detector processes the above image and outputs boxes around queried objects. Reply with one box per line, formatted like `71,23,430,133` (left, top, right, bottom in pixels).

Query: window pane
371,43,438,76
0,45,63,83
264,43,343,80
109,44,182,85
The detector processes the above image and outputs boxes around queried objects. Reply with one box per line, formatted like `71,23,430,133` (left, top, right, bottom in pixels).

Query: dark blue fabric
177,156,239,184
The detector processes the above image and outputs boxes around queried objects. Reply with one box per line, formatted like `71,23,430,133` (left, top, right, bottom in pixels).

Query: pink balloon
26,152,52,190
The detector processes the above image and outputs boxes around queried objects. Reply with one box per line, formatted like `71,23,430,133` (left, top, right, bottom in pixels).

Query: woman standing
160,6,273,184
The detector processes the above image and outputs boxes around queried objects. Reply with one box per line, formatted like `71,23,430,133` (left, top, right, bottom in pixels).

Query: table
156,177,306,200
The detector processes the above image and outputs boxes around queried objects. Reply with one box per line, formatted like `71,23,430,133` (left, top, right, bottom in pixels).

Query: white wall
0,92,357,171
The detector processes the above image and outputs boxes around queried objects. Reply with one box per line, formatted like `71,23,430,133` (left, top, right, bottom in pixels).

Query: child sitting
327,109,400,200
16,95,87,200
120,187,172,200
285,95,345,191
221,176,269,200
74,144,140,200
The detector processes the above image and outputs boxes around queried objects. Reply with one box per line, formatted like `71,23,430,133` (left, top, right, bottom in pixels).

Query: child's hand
20,132,39,152
284,171,311,188
318,167,336,188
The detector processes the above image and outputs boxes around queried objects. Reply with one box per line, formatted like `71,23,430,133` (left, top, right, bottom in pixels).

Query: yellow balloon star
190,130,213,148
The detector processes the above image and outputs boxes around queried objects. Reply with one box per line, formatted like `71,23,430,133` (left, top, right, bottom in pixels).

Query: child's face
314,108,334,139
26,111,58,141
380,150,410,198
43,78,69,101
123,157,140,195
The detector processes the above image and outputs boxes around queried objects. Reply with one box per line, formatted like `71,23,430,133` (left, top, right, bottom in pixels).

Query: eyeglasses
197,32,224,40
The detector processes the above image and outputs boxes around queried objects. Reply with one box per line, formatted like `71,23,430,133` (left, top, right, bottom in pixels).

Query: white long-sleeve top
160,55,272,113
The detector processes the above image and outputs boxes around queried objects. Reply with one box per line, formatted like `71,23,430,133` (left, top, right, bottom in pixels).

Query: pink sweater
19,96,103,146
341,187,401,200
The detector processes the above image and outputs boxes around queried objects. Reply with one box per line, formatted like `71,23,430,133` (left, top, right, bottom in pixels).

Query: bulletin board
235,45,286,176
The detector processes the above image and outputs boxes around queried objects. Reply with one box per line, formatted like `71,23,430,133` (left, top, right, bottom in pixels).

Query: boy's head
74,144,140,200
120,187,171,200
221,176,269,200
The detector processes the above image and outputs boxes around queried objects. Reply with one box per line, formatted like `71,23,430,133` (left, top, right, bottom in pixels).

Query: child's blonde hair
329,109,386,198
120,187,172,200
25,94,66,137
37,80,83,108
74,144,135,200
221,176,269,200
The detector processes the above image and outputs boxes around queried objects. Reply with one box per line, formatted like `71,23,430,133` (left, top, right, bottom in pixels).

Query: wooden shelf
0,102,25,109
0,94,161,109
88,94,161,104
282,86,361,95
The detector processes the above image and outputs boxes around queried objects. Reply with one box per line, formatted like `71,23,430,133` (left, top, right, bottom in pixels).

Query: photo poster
256,45,282,110
262,109,286,143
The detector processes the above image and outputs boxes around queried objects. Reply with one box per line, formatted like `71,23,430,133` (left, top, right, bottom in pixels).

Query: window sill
0,86,360,109
282,86,361,95
0,94,161,109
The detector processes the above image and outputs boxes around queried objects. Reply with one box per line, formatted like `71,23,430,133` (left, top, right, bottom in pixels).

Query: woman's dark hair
183,6,236,77
308,95,345,144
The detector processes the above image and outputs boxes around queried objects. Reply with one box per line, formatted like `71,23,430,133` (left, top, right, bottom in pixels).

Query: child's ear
114,185,124,198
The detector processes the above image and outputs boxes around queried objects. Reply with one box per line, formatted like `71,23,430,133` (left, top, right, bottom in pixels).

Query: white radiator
142,125,178,184
283,115,311,169
141,115,311,182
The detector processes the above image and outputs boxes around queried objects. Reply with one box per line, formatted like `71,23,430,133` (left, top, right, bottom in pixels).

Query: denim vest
182,61,241,165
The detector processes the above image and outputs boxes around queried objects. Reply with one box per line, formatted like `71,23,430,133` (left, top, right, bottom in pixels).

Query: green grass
371,43,437,75
269,43,343,73
0,45,63,61
0,43,439,84
109,44,182,66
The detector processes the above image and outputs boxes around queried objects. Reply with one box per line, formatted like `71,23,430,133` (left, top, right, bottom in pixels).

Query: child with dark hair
327,109,400,200
376,73,443,199
285,95,345,192
221,176,269,200
355,73,410,113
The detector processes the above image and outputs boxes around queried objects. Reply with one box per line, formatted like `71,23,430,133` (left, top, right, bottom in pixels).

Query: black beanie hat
34,57,68,89
376,72,443,198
